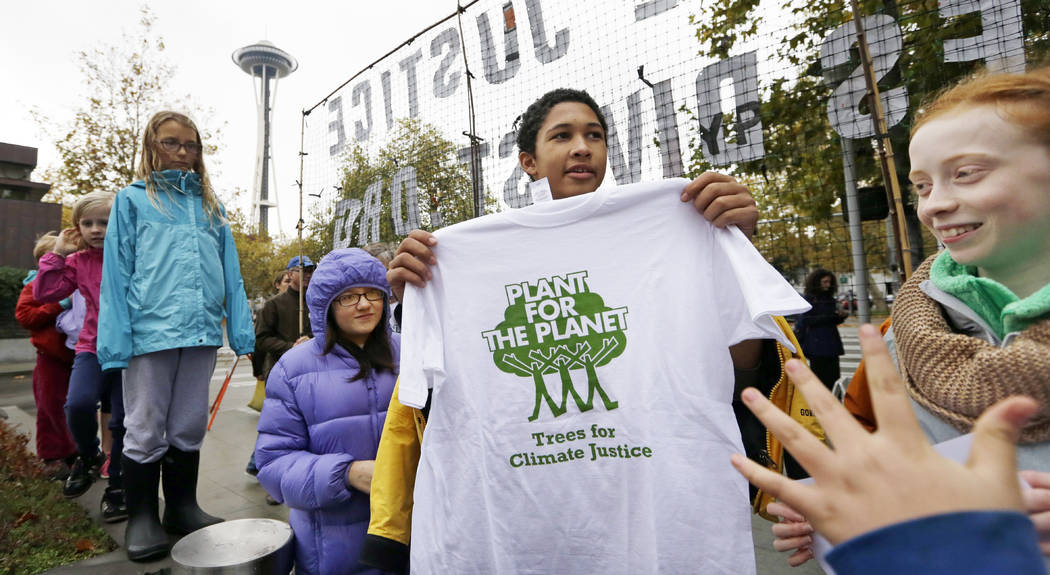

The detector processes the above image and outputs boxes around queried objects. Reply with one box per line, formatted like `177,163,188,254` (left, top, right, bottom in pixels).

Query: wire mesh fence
299,0,1048,301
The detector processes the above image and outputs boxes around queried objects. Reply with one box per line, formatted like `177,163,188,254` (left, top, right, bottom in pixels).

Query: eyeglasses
156,139,203,155
335,289,384,307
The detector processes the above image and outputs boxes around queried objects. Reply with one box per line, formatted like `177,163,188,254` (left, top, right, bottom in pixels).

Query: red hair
912,67,1050,148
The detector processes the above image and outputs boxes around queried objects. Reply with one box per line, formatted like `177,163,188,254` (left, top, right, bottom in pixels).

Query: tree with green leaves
334,117,494,247
27,8,299,301
688,0,1047,278
32,7,222,204
227,205,283,300
225,194,327,300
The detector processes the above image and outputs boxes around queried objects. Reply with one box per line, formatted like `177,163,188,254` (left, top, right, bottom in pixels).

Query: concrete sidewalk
0,361,35,375
0,349,288,574
4,348,824,574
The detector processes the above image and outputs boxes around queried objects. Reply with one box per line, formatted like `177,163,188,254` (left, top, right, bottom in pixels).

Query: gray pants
123,347,218,463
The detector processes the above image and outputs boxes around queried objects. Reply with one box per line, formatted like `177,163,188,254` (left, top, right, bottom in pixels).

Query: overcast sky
2,0,461,237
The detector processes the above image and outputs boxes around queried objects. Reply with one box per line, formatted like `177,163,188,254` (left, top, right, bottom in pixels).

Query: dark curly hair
803,268,837,297
515,88,608,157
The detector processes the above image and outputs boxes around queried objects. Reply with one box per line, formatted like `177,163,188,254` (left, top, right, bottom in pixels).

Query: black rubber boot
122,456,169,562
161,447,223,535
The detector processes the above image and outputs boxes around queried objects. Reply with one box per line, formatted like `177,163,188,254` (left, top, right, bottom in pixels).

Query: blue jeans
65,352,125,487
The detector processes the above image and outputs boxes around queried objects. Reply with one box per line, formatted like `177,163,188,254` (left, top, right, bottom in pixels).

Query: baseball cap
286,255,316,270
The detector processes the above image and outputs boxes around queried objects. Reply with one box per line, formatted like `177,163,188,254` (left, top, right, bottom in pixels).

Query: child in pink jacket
35,190,126,523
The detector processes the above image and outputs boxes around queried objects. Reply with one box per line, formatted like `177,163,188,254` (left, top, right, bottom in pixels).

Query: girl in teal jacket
98,111,255,562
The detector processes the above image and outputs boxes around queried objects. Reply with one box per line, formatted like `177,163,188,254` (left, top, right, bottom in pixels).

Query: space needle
232,41,297,235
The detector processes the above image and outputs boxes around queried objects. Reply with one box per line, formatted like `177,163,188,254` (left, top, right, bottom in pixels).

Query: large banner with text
302,0,1042,273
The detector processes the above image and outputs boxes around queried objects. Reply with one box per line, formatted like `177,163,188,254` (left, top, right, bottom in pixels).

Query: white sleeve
397,279,446,409
713,226,811,351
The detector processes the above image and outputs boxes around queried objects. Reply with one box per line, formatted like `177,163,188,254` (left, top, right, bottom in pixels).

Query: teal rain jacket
98,170,255,371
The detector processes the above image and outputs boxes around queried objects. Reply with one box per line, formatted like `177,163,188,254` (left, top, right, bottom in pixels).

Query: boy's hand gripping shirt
399,179,810,574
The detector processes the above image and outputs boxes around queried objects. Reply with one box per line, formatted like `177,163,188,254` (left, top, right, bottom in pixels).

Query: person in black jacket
248,270,294,411
254,256,315,369
796,269,848,389
245,256,315,484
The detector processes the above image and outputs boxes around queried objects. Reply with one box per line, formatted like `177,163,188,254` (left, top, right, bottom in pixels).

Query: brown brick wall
0,199,62,269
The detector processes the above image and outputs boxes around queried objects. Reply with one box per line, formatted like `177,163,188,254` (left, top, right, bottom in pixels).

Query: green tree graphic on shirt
483,275,627,422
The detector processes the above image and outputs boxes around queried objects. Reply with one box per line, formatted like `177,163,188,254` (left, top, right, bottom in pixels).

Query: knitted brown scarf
893,254,1050,444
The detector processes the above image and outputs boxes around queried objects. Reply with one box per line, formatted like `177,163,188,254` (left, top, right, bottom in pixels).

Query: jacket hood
130,170,202,195
306,248,391,348
23,270,37,285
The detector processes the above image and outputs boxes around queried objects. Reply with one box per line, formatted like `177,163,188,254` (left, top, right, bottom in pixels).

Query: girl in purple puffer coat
255,248,399,575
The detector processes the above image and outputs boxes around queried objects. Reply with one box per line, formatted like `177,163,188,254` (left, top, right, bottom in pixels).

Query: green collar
930,251,1050,339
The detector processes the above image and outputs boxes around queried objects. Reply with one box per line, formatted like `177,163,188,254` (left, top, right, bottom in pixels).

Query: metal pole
841,137,870,323
885,216,899,298
848,0,913,279
457,2,484,218
297,111,306,337
270,72,283,235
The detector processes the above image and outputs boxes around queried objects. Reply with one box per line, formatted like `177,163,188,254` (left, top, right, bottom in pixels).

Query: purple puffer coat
255,249,399,575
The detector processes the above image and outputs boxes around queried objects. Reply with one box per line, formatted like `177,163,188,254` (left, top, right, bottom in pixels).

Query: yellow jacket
359,379,425,572
752,316,826,521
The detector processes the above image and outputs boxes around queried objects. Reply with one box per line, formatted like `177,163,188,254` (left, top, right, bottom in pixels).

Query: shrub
0,421,115,574
0,267,29,339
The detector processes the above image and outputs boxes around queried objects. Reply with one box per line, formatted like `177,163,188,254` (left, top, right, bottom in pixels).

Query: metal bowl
170,518,294,574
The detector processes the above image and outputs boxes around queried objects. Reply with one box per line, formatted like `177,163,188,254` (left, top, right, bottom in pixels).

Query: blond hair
136,111,224,224
33,231,59,260
71,191,116,250
912,67,1050,148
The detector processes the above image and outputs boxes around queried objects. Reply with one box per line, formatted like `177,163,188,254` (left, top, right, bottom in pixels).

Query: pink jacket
34,249,103,356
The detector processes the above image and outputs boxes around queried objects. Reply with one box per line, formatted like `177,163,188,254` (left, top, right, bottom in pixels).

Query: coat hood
130,170,202,194
306,248,391,348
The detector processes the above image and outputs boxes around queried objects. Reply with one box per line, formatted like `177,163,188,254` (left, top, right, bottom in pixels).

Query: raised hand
767,501,815,567
386,229,437,302
53,227,82,257
681,172,759,238
731,324,1037,546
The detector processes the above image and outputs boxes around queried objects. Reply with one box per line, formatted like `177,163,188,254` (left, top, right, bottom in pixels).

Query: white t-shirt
399,178,810,574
